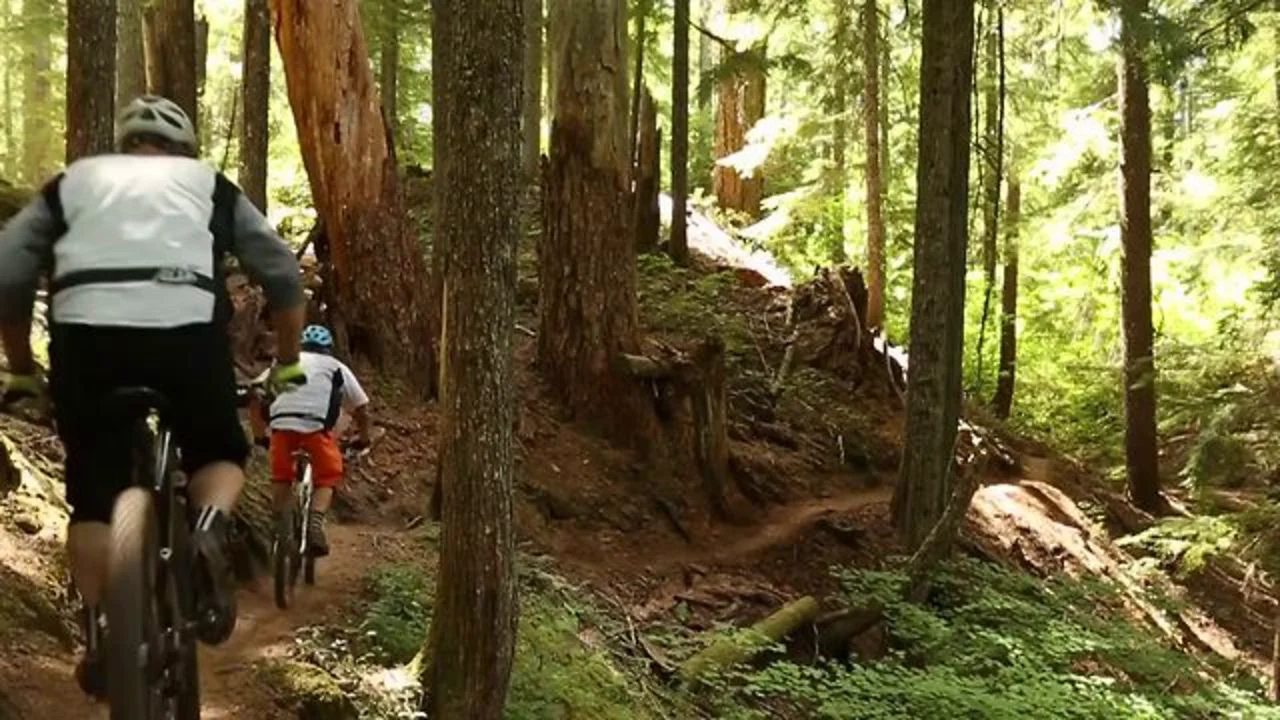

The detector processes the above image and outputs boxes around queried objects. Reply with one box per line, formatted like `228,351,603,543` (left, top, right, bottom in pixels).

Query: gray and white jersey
269,351,369,433
0,154,303,328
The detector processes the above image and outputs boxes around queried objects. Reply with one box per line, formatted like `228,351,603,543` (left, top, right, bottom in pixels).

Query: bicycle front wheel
273,507,297,610
106,487,163,720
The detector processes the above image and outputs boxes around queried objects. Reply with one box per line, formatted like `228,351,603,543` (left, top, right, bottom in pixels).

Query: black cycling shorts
49,322,249,524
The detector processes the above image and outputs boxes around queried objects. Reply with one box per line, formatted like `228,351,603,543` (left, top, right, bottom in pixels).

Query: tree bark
522,0,543,179
273,0,433,389
628,0,648,174
66,0,118,163
239,0,271,211
713,0,765,217
633,89,660,253
974,1,1005,396
21,0,54,184
863,0,886,328
146,0,200,141
423,0,521,714
991,167,1019,420
542,0,652,443
891,0,975,551
829,0,850,264
116,0,146,109
671,0,691,263
1119,0,1161,512
380,0,400,147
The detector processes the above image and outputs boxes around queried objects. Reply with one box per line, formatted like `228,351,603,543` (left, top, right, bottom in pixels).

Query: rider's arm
0,189,62,375
227,191,306,364
340,365,373,444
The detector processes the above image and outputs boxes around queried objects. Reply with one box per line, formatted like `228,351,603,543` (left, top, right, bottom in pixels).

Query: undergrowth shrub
708,558,1278,719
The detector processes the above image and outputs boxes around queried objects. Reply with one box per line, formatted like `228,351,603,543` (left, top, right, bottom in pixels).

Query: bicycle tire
170,492,201,720
106,487,162,720
273,507,296,610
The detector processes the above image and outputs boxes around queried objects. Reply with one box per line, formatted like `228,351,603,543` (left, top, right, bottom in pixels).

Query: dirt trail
1,523,403,720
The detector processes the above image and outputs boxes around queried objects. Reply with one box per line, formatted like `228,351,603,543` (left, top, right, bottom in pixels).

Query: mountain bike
103,386,202,720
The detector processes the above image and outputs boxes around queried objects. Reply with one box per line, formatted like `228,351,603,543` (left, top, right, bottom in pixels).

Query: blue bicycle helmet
301,324,334,348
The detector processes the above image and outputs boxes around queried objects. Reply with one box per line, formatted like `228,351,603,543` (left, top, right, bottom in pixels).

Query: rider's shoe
306,510,330,558
191,507,237,645
75,605,107,700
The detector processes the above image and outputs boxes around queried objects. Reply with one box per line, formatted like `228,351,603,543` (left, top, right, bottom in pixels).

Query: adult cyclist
0,95,307,698
265,324,373,557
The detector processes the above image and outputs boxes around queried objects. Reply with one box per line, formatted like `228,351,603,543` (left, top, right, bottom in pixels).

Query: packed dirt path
1,523,403,720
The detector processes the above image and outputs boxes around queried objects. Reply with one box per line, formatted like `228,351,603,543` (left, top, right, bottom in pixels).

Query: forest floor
2,194,1279,717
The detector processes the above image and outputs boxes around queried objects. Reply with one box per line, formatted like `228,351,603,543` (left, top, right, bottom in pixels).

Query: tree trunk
863,0,886,328
974,1,1005,396
423,0,521,714
66,0,118,163
713,0,765,217
1119,0,1161,512
380,0,400,148
891,0,975,551
273,0,433,389
117,0,146,109
633,89,660,253
991,167,1019,420
671,0,691,263
542,0,652,443
146,0,199,140
240,0,270,211
2,0,12,179
522,0,543,179
697,0,712,110
628,0,648,174
21,0,54,184
196,15,209,98
829,0,849,264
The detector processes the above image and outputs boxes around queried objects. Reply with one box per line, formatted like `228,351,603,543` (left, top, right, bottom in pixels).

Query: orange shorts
270,430,343,488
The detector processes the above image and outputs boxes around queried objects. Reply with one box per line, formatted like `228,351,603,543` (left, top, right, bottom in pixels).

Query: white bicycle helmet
115,95,197,153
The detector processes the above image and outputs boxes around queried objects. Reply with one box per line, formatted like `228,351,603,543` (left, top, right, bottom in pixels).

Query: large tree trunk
273,0,433,389
239,0,271,211
891,0,975,551
542,0,652,442
991,165,1019,420
670,0,691,263
146,0,199,140
380,0,400,147
522,0,543,179
713,0,765,218
21,0,53,184
863,0,886,328
423,0,520,715
66,0,117,163
116,0,146,109
1119,0,1161,512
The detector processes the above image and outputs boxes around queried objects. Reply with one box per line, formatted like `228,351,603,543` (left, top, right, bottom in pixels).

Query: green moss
257,659,357,720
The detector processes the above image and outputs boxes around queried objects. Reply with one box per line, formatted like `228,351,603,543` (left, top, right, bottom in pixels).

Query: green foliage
709,559,1279,719
356,565,433,666
638,253,755,359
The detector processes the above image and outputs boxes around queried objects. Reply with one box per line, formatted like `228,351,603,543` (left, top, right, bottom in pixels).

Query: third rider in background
267,324,372,556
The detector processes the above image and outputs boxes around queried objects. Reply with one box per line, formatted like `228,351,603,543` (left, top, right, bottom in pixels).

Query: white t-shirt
269,351,369,433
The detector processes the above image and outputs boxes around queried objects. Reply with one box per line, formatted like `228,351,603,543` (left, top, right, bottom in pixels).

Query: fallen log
677,595,820,685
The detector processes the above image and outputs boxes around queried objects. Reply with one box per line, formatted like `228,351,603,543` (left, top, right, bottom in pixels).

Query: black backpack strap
210,172,240,324
324,368,345,431
40,173,69,237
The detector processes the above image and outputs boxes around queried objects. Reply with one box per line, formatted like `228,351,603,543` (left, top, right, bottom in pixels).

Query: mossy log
677,595,819,684
258,659,357,720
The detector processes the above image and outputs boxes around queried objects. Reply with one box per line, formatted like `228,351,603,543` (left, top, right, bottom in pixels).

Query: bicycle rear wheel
106,487,163,720
170,493,201,720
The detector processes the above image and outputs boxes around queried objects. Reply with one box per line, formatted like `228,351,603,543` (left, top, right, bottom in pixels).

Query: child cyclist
266,324,373,555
